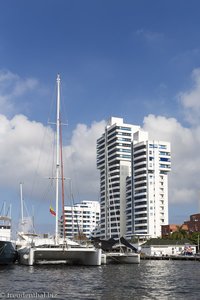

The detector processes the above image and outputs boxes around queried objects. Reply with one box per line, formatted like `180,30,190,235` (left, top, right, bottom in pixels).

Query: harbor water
0,260,200,300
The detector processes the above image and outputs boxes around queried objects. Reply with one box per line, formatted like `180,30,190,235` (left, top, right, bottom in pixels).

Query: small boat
17,74,101,266
93,236,140,264
106,243,140,264
0,207,17,265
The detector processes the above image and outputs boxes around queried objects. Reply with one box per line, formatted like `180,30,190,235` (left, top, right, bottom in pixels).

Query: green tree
171,226,188,240
188,232,200,247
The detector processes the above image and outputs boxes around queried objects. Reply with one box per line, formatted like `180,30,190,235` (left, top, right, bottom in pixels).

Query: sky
0,0,200,234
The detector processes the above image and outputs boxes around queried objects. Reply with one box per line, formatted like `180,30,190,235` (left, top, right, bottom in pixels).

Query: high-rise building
126,130,171,239
97,117,171,240
61,201,100,239
97,117,140,239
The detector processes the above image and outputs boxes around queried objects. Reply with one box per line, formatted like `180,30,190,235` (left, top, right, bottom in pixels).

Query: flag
50,205,56,216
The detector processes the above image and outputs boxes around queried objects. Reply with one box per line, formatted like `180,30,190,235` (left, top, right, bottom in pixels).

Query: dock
141,255,200,261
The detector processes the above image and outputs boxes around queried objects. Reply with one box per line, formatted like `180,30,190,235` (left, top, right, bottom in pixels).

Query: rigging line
41,180,55,204
59,81,69,142
23,201,35,233
65,181,78,239
28,124,52,201
64,156,80,203
28,81,57,203
0,203,4,216
23,200,29,218
65,180,82,241
47,81,57,126
5,206,10,217
61,111,85,206
70,166,81,203
51,130,56,181
108,166,121,241
0,202,7,216
64,182,71,206
60,117,66,241
71,192,82,242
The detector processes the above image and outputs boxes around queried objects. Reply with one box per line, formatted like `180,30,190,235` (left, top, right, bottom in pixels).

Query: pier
141,255,200,261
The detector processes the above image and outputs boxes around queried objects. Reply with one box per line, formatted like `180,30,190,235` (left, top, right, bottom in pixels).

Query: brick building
184,213,200,232
162,213,200,237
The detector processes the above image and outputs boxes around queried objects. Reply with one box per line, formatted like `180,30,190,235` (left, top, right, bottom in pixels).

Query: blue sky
1,0,199,126
0,0,200,234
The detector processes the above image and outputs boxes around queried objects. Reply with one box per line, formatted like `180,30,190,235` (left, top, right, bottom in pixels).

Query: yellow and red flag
50,205,56,216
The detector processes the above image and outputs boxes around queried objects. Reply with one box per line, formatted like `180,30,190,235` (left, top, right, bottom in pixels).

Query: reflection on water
0,260,200,299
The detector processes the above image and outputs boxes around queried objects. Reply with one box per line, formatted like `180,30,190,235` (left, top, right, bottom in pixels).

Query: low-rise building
141,238,196,256
162,213,200,238
184,213,200,232
161,224,188,238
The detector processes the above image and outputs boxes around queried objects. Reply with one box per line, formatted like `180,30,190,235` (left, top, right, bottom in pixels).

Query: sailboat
16,182,46,249
17,74,101,266
0,203,17,264
104,237,140,264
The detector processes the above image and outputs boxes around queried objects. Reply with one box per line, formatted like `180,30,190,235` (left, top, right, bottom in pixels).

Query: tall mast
55,74,61,243
60,123,66,241
20,182,24,226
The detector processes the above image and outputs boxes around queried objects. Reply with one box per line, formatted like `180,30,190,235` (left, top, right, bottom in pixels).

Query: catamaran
17,74,101,266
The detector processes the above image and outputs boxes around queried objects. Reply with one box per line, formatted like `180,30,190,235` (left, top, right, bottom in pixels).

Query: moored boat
105,245,140,264
94,236,140,264
17,74,101,266
0,214,17,265
18,240,101,266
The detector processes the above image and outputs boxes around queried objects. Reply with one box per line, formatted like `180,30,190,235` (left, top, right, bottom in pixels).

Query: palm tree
171,226,188,240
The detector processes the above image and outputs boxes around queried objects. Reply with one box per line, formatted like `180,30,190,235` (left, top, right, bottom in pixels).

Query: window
149,144,157,148
159,145,167,149
117,126,132,131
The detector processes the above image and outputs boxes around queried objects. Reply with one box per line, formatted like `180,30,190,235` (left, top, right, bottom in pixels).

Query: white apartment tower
62,201,100,239
126,130,171,238
97,117,140,239
97,117,171,240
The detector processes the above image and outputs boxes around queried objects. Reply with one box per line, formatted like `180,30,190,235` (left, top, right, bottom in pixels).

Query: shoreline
141,255,200,261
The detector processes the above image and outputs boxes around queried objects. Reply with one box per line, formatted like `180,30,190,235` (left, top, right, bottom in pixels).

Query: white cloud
1,68,200,223
0,69,106,208
0,113,106,204
0,69,38,115
63,120,106,200
143,114,200,207
178,68,200,125
135,29,164,43
143,67,200,210
0,114,54,191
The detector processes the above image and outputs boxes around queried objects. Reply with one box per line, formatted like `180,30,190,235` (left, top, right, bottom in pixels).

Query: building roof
142,238,196,246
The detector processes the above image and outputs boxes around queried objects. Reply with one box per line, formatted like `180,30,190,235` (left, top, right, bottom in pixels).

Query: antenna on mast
20,182,24,225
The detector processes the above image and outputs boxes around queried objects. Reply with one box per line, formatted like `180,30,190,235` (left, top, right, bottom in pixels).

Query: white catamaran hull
18,246,102,266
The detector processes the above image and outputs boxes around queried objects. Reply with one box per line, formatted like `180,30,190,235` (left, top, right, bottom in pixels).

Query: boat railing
0,235,10,241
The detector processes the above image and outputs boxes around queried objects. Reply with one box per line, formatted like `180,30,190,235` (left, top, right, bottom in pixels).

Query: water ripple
0,260,199,299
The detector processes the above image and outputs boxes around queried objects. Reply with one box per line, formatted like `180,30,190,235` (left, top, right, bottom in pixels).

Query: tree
188,232,200,248
171,226,188,240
